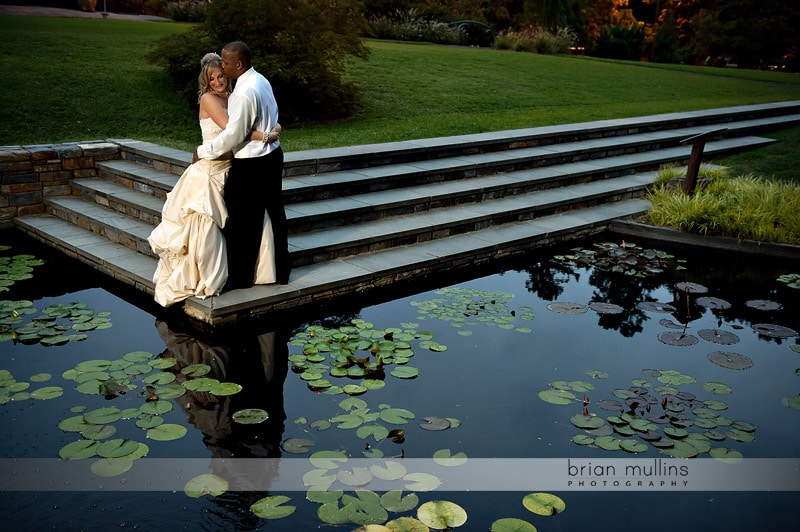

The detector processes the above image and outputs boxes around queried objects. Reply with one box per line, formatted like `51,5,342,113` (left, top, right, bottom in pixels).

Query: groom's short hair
224,41,252,68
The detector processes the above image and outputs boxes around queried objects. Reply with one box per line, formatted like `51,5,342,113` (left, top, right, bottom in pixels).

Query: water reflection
155,318,290,530
521,240,800,342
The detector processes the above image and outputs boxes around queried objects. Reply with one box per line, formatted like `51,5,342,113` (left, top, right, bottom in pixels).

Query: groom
194,41,291,288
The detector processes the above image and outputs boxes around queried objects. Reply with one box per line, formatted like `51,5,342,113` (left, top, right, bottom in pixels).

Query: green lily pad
232,408,269,424
660,439,699,458
250,495,296,519
783,396,800,410
142,372,176,385
391,366,420,379
83,406,123,425
404,472,442,492
281,438,315,454
491,517,538,532
29,373,51,382
433,448,468,466
317,501,356,525
30,386,63,400
710,448,744,462
209,381,243,396
522,492,565,516
183,377,219,392
90,457,134,477
570,414,604,430
59,439,98,460
381,490,419,513
537,389,577,405
146,423,187,442
726,429,755,443
595,435,621,451
180,363,211,377
81,424,117,440
184,473,229,498
420,416,451,431
139,400,172,416
417,500,468,529
380,408,415,425
356,424,389,441
702,382,732,395
309,450,348,470
370,461,407,481
571,434,595,446
385,516,430,531
135,415,164,429
336,467,373,487
96,438,139,458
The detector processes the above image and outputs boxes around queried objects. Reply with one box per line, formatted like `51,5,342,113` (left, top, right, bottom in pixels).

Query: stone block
63,157,95,170
1,172,37,185
1,161,33,173
79,142,118,157
9,191,43,206
28,146,59,161
0,147,30,162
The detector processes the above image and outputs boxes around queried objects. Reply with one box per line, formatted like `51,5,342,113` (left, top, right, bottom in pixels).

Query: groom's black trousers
223,147,291,287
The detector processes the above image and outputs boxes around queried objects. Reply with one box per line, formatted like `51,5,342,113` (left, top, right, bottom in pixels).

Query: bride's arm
200,94,281,143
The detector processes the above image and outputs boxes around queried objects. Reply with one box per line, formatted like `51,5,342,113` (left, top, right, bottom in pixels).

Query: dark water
0,230,798,531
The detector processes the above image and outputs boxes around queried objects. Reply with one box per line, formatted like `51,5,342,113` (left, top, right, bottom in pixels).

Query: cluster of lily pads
410,287,535,335
184,394,567,529
0,300,112,346
0,369,63,405
552,241,686,278
777,273,800,289
56,352,244,476
0,247,41,292
288,319,445,397
540,368,756,459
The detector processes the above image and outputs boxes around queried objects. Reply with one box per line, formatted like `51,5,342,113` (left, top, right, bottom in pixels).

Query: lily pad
417,500,467,529
381,490,419,513
546,302,587,314
146,423,187,442
419,416,451,431
745,300,781,311
783,396,800,410
380,408,415,425
657,331,699,346
403,472,442,492
433,448,468,466
702,382,732,395
370,461,407,481
391,366,420,379
522,492,565,516
588,302,624,314
675,282,708,293
570,414,605,430
95,438,139,458
184,473,229,498
337,467,373,487
491,518,538,532
751,323,797,338
698,329,739,345
708,351,753,371
90,457,134,477
59,439,98,460
696,297,732,310
250,495,296,519
281,438,315,454
709,448,743,462
232,408,269,424
30,385,63,400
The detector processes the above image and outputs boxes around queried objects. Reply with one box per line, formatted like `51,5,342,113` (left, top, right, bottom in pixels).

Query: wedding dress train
148,118,276,307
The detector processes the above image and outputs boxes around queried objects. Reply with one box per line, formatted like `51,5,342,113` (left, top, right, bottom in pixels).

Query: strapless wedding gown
148,118,276,307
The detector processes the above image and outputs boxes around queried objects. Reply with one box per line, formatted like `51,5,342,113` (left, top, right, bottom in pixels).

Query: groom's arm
196,87,257,160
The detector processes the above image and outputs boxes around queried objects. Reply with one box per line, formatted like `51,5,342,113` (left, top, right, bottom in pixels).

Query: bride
148,52,279,307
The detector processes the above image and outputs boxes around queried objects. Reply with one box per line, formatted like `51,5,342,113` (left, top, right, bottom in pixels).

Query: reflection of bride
155,319,289,527
148,52,279,307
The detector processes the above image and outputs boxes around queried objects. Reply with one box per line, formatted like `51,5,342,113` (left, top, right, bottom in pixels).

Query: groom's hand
192,148,200,164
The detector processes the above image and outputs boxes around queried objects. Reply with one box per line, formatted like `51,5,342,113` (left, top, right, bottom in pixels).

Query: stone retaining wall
0,141,119,228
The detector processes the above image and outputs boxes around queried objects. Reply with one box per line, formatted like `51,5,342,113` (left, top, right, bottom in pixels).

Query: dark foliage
147,0,370,124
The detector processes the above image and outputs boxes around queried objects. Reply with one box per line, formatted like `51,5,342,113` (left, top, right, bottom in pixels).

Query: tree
149,0,370,123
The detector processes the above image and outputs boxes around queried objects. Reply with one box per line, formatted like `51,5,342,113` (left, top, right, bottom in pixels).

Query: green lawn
3,15,800,178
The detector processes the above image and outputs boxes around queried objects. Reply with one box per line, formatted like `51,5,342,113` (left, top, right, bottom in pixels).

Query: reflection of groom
194,41,291,288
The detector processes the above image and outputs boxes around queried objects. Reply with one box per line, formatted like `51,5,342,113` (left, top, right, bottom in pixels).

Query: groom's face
221,49,241,79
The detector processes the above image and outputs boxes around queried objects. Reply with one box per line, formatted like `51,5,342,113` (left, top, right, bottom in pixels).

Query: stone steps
13,101,799,326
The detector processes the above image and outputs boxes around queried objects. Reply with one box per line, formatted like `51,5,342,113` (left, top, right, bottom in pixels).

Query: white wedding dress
148,117,276,307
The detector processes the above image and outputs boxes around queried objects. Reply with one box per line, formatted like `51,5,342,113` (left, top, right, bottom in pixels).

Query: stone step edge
115,101,800,176
182,198,653,325
84,134,774,229
104,114,793,195
46,169,659,263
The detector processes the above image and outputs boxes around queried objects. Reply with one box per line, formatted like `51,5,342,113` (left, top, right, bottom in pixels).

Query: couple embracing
148,41,291,307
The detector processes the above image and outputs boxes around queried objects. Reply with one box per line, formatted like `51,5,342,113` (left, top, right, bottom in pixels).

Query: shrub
368,9,459,45
647,166,800,244
148,0,370,124
590,23,646,60
164,1,206,23
495,26,577,55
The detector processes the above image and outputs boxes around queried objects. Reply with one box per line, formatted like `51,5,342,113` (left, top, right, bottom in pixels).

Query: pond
0,229,798,531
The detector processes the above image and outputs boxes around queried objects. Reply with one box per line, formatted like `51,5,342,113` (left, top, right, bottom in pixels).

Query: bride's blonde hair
197,52,231,102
